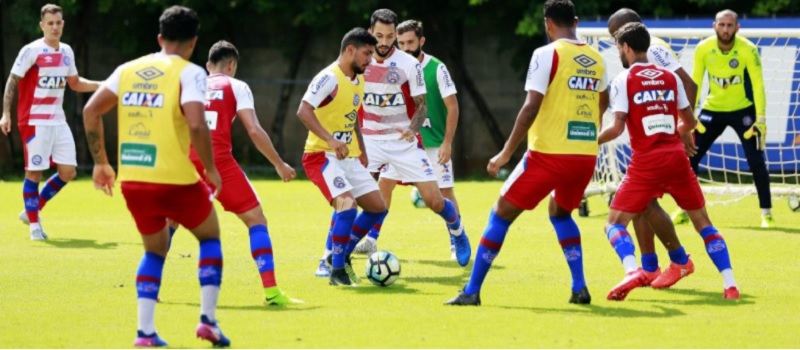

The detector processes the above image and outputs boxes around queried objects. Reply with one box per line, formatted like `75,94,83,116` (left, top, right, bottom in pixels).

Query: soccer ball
789,195,800,212
365,250,401,287
409,187,426,208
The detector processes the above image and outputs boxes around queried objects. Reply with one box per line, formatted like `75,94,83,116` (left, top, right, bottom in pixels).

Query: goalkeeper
674,9,772,227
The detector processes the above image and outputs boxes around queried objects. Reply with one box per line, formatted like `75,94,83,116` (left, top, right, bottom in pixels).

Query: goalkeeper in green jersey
674,9,773,228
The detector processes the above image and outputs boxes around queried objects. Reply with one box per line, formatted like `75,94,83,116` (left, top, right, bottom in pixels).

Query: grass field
1,179,799,348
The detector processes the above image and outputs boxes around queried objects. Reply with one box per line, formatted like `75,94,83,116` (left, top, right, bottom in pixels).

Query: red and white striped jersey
11,39,78,126
360,48,426,140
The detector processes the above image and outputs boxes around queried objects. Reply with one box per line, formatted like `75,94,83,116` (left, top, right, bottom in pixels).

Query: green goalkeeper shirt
692,35,766,117
419,53,457,148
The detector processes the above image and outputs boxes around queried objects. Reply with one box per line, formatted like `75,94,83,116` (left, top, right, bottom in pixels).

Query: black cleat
329,267,356,286
569,286,591,305
444,288,481,306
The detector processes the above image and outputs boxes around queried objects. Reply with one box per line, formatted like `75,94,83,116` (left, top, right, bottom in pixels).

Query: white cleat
353,238,377,256
19,210,29,225
30,228,48,241
450,245,457,261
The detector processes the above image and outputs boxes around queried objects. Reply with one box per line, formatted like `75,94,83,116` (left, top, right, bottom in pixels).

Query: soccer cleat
444,288,481,306
134,330,168,347
671,210,689,225
314,258,331,277
264,288,304,306
449,234,456,260
607,269,648,301
353,238,377,256
344,256,362,283
18,210,30,225
651,257,694,289
196,315,230,347
642,268,662,286
30,228,48,241
723,286,740,299
761,214,774,228
569,286,591,305
453,231,471,267
329,267,356,286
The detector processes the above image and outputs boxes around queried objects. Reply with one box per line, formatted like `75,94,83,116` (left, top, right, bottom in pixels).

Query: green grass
1,179,799,348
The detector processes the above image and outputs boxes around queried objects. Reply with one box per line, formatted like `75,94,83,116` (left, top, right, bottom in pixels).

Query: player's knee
424,194,444,212
58,167,77,181
25,171,43,183
333,195,356,212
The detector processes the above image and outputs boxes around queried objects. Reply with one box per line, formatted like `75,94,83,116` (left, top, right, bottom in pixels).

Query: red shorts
501,151,596,211
611,151,705,213
192,156,260,214
121,181,213,234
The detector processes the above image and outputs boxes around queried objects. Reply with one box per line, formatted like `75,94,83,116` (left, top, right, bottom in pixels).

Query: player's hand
358,153,369,168
0,114,11,135
487,150,512,178
437,143,452,165
92,163,116,197
276,162,296,182
327,139,348,160
744,117,767,151
694,116,706,134
205,167,222,198
681,132,698,157
395,127,416,143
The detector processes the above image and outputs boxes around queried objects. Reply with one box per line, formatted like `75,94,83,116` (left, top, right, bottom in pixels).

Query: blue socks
464,211,511,295
198,239,223,287
606,224,636,261
700,226,732,271
249,224,276,288
550,215,585,293
437,199,462,232
331,209,357,268
668,246,689,265
22,179,40,224
346,211,388,256
641,253,659,273
136,252,165,300
38,174,67,210
366,214,386,240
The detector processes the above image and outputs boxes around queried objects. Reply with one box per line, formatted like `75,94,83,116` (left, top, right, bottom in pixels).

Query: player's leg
631,213,660,283
20,124,49,239
431,147,460,260
354,175,397,255
38,124,78,212
315,212,335,277
731,108,773,226
636,200,691,287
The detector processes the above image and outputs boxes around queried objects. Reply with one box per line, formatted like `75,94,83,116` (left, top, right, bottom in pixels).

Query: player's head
341,27,378,75
39,4,64,43
369,9,398,58
158,6,200,59
207,40,240,77
615,22,650,68
543,0,578,42
714,9,739,45
607,8,641,37
397,20,425,58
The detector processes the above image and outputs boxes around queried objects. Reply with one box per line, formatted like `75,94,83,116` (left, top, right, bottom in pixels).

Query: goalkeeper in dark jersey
673,9,772,228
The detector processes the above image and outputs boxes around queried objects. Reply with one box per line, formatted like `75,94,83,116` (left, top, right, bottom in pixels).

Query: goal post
576,25,800,213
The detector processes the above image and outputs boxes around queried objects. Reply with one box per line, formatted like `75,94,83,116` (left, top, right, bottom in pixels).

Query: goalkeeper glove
694,117,706,134
743,117,767,151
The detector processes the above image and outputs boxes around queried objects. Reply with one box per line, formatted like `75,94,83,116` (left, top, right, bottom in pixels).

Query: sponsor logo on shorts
442,174,452,182
128,122,151,139
122,92,164,108
364,93,405,107
729,58,739,68
573,54,597,68
564,247,582,261
633,89,675,104
421,158,431,168
120,143,157,167
333,176,346,189
442,163,450,173
387,71,400,84
568,76,600,91
37,76,67,89
31,155,43,165
135,66,164,81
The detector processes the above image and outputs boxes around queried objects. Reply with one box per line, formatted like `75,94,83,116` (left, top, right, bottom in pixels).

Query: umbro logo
636,68,664,80
573,54,597,68
135,66,164,81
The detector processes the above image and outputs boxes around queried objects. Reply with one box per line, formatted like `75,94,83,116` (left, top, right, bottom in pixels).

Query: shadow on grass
41,238,118,250
741,226,800,235
633,287,755,306
403,274,469,288
491,303,685,318
163,301,323,312
348,283,429,295
410,259,504,271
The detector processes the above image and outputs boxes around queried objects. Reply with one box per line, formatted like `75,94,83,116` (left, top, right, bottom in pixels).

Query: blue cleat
134,330,168,347
196,315,230,347
453,231,471,267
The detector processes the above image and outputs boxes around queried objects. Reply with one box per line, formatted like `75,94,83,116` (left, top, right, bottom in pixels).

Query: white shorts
382,147,455,188
364,138,437,184
302,152,380,202
22,124,77,171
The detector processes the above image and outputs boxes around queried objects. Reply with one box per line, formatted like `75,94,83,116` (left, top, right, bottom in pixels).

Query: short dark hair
341,27,378,53
397,20,423,38
615,22,650,53
608,8,642,35
159,6,200,42
370,9,398,28
208,40,239,65
543,0,576,27
40,4,62,19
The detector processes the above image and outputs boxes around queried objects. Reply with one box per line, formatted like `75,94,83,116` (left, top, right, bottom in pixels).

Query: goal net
578,27,800,210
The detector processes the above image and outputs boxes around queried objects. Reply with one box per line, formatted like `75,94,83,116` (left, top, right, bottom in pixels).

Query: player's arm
238,108,295,182
402,62,428,141
691,43,707,110
83,86,118,196
598,72,627,145
487,90,544,177
354,115,368,167
742,44,768,150
66,75,102,93
0,74,21,135
674,75,698,156
181,67,220,194
296,101,347,159
439,94,459,164
598,112,626,144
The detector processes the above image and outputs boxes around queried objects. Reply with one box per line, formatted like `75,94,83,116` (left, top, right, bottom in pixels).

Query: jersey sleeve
436,63,457,98
180,64,207,105
102,64,124,96
524,46,554,94
65,45,79,76
10,45,35,77
647,45,682,72
302,69,338,108
746,45,767,117
232,80,255,111
406,60,427,97
610,72,629,114
674,72,690,109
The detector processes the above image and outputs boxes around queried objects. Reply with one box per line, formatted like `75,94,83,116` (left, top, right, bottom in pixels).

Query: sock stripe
331,235,350,243
559,237,581,247
352,225,369,235
251,248,273,258
23,192,38,198
47,179,65,191
136,275,161,284
480,237,503,251
199,258,223,267
608,231,629,245
703,233,724,246
372,223,382,230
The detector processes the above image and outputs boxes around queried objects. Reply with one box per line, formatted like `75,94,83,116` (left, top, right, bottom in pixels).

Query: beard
404,47,421,58
376,45,393,58
620,54,630,69
352,61,366,75
716,32,736,45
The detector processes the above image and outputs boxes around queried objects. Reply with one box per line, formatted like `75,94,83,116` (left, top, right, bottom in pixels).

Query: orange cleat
723,286,740,299
651,257,695,289
607,269,647,301
642,268,661,286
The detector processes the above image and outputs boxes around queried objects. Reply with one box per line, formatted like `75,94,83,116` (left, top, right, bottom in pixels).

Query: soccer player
353,19,462,259
0,4,101,240
675,9,772,228
299,27,388,286
357,9,470,267
606,8,698,288
82,6,231,346
176,40,297,305
446,0,609,306
598,22,739,301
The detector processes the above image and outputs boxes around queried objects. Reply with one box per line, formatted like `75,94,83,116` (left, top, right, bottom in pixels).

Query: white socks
137,298,157,334
721,269,737,289
622,255,639,273
200,285,220,322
